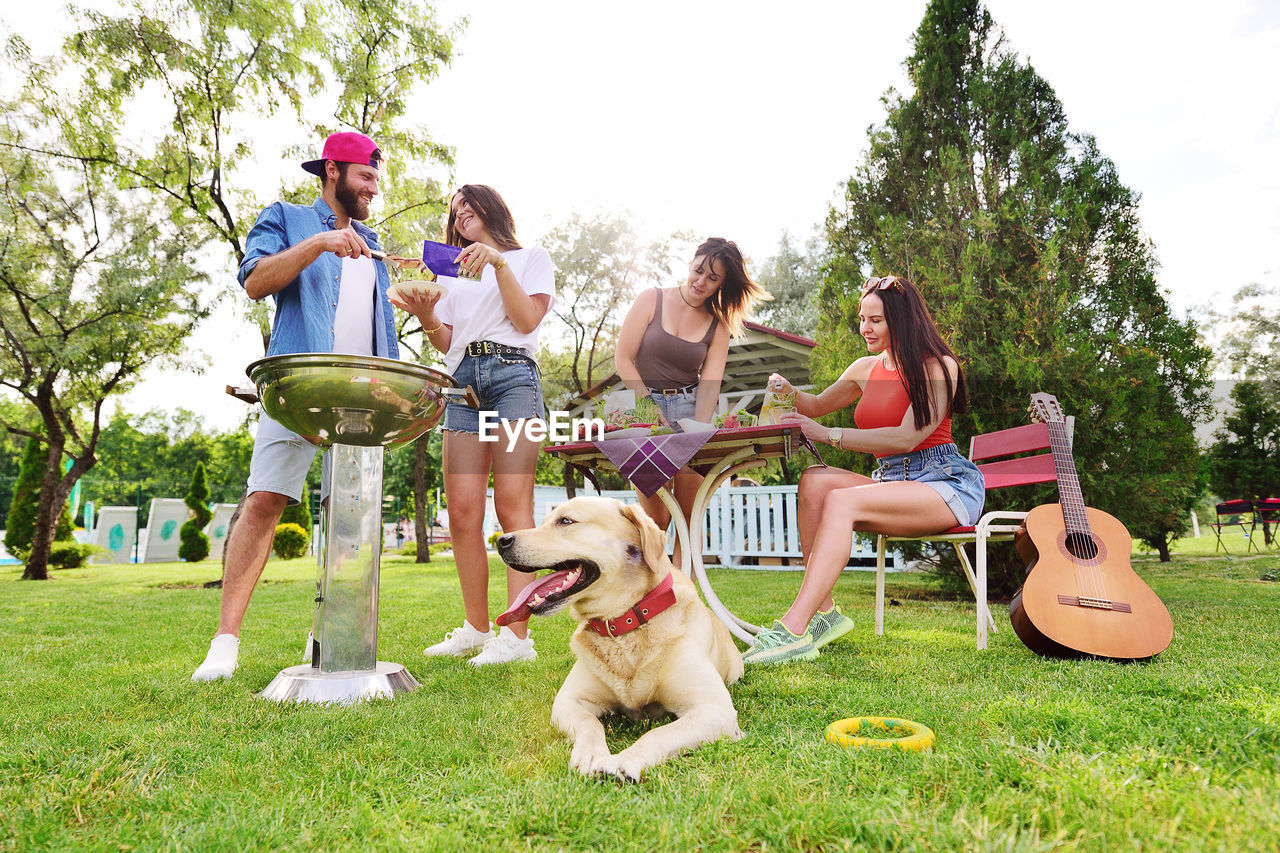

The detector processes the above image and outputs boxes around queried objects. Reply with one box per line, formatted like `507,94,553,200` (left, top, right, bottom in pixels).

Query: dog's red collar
585,572,676,638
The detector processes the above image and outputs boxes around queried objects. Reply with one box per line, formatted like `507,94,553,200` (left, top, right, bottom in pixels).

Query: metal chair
1211,500,1257,554
873,419,1071,650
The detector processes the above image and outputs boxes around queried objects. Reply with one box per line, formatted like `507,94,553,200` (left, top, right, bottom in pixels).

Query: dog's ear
620,502,669,572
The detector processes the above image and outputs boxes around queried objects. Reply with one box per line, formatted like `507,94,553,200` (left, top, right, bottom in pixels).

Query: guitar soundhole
1064,532,1098,560
1057,529,1106,563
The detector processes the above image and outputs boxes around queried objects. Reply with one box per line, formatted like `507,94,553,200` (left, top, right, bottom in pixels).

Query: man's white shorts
245,413,328,504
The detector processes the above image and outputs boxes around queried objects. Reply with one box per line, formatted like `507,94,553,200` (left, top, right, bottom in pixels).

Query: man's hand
313,226,371,259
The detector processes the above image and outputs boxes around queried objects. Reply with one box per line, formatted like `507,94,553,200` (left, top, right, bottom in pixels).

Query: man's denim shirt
238,197,399,359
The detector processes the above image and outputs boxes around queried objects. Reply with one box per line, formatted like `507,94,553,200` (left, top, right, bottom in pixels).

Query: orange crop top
853,356,954,457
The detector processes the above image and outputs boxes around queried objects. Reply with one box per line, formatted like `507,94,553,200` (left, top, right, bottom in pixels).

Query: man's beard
334,173,370,221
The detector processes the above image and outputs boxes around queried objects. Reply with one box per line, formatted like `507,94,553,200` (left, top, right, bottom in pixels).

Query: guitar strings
1050,422,1106,600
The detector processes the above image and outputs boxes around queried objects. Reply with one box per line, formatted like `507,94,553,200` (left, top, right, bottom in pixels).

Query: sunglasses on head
862,275,903,293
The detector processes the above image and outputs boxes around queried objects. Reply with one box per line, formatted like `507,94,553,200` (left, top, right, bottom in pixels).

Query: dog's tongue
496,569,578,626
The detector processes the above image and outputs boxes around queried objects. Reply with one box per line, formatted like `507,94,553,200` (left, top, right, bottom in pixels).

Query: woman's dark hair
691,237,770,338
446,184,522,251
863,276,967,430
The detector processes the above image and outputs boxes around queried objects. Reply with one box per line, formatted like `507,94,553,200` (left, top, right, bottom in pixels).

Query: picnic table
545,423,811,643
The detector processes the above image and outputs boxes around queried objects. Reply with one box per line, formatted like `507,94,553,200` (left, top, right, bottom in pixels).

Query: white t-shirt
435,246,556,374
333,255,376,355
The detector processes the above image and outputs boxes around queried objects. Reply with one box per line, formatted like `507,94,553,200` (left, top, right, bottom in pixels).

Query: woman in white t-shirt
394,184,555,666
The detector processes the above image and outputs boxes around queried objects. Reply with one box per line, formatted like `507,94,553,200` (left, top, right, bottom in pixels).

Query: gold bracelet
493,259,506,272
424,319,442,334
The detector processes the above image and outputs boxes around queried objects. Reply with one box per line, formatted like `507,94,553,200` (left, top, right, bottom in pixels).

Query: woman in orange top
742,275,984,665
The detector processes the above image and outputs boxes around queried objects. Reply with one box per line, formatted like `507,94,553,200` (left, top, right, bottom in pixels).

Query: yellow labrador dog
495,496,743,781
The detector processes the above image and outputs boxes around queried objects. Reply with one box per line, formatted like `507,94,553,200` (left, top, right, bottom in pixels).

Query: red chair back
969,422,1057,490
1216,499,1254,517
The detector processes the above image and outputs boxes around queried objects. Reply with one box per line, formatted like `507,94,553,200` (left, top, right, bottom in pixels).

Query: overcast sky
4,1,1278,431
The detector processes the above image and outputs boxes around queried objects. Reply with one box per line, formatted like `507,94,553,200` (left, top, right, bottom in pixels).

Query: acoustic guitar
1008,393,1173,660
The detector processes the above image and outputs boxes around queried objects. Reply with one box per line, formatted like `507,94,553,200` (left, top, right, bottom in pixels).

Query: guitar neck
1047,421,1091,536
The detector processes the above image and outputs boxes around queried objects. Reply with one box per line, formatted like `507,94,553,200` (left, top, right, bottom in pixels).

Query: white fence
536,484,901,571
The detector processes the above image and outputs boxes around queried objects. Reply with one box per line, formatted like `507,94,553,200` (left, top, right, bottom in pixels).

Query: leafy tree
10,0,460,351
1209,381,1280,544
1202,281,1280,407
541,213,683,401
178,462,212,562
821,0,1212,587
77,410,257,512
0,117,207,580
752,230,823,338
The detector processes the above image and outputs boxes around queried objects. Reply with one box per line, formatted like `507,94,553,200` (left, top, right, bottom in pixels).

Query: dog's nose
496,532,516,551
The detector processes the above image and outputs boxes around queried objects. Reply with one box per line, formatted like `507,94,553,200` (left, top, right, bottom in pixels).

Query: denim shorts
649,386,697,429
443,351,545,434
872,443,986,527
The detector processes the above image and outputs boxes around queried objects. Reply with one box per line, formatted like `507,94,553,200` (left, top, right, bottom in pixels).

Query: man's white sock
191,633,240,682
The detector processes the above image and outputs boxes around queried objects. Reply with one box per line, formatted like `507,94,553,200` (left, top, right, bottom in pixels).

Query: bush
4,438,43,555
395,541,451,557
272,523,309,560
48,541,103,569
279,497,312,530
178,462,212,562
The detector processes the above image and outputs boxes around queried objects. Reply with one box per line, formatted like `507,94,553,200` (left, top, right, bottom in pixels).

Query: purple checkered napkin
421,240,462,278
594,432,715,497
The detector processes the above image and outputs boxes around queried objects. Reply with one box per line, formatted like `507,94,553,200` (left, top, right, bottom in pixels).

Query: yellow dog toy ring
825,717,936,751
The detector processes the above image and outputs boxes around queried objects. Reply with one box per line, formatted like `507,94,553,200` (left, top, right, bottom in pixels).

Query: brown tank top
634,288,719,389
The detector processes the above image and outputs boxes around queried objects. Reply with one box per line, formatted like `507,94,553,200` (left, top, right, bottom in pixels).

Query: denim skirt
872,443,986,527
443,351,545,434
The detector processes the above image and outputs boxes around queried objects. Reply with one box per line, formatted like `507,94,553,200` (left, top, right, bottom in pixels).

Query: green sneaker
807,603,854,649
742,621,819,665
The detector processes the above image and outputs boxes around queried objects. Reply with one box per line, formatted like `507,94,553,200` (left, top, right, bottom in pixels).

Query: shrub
4,438,42,555
279,497,312,530
178,462,212,562
272,523,309,560
48,541,103,569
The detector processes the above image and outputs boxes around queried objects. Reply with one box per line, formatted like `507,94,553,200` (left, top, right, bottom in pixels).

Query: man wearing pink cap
193,131,400,682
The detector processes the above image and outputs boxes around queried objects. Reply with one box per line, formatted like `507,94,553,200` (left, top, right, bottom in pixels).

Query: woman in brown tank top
615,237,769,565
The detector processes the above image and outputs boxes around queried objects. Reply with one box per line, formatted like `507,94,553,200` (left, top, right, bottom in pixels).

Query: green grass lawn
1,536,1278,852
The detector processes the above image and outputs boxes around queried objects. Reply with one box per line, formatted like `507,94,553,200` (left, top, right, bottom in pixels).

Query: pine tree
3,437,76,559
821,0,1212,586
178,462,212,562
3,438,43,556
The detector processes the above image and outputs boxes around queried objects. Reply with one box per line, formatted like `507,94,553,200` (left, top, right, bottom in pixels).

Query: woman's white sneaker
423,621,493,657
468,628,536,666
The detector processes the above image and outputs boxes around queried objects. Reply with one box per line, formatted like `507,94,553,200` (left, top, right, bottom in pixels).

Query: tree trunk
413,432,431,563
21,484,56,581
1156,539,1172,562
22,444,68,581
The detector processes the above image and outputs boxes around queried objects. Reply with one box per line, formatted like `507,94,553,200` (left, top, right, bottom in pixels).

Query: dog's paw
569,741,610,777
593,753,644,783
